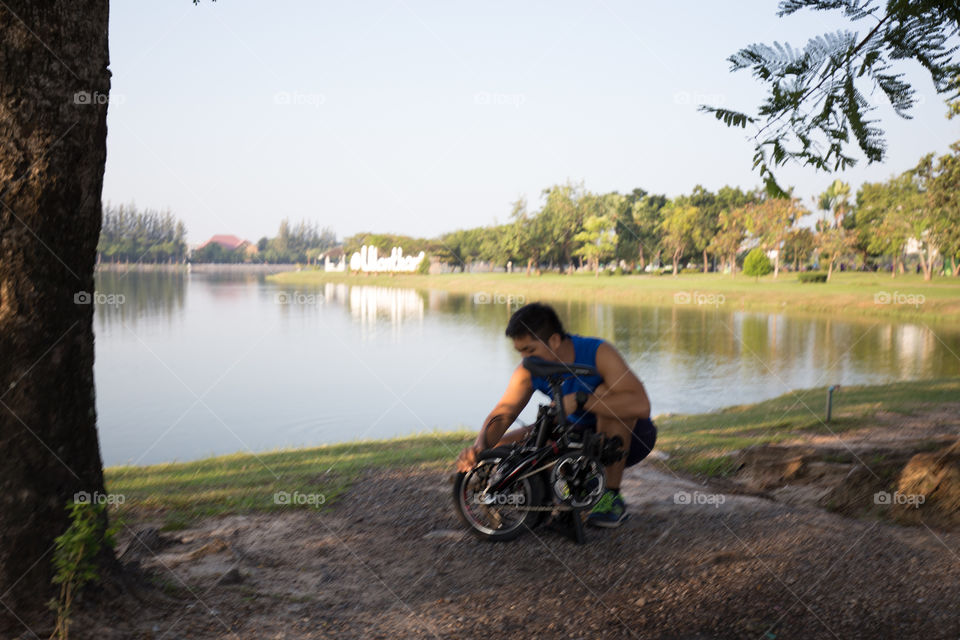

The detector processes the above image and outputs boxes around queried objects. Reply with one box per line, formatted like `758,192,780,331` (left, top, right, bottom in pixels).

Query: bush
614,266,624,276
743,248,773,278
798,272,828,283
417,255,430,275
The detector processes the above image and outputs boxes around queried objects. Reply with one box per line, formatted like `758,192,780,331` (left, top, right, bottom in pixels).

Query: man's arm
475,363,534,448
456,364,533,472
564,342,650,420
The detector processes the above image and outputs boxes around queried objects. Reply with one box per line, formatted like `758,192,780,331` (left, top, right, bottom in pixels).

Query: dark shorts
625,417,658,467
572,416,658,468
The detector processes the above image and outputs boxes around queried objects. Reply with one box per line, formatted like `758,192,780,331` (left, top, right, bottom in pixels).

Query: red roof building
199,234,249,251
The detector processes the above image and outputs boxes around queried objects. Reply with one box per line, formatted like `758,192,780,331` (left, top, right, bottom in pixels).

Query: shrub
743,248,773,279
417,255,430,275
798,272,828,283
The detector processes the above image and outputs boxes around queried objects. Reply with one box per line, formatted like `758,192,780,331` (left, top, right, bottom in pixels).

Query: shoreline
96,262,299,273
104,376,960,529
266,269,960,327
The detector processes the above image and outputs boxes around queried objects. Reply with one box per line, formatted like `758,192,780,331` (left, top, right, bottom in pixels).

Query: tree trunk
921,250,933,281
827,259,834,282
702,249,708,274
638,246,645,271
0,0,112,623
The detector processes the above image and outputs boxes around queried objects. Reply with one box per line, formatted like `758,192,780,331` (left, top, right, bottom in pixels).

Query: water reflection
347,286,425,336
94,268,187,329
92,272,960,465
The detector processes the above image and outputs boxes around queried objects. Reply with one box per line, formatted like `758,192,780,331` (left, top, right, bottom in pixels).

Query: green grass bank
105,377,959,529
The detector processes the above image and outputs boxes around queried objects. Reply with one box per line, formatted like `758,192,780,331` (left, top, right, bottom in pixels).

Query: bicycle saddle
522,356,597,378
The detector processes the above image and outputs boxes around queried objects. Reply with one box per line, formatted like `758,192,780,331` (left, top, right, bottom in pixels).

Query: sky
102,0,960,246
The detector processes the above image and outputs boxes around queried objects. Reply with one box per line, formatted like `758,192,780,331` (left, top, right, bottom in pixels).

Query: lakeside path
267,270,960,328
86,378,960,639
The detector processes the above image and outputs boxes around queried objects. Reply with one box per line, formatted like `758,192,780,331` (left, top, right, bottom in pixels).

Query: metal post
826,385,840,422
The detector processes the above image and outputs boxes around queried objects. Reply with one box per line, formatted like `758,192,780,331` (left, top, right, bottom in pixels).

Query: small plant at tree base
743,248,773,280
49,502,116,640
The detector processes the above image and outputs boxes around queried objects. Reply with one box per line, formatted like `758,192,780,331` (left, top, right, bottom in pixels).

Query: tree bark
0,0,112,624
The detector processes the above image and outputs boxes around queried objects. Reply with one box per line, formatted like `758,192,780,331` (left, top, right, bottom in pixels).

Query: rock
188,538,230,560
216,567,244,586
423,529,466,541
118,527,168,559
893,440,960,528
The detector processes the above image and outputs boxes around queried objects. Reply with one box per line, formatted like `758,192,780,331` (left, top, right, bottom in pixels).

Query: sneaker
587,490,629,528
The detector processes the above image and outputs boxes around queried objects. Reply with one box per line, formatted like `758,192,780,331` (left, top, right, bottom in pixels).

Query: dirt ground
14,410,960,640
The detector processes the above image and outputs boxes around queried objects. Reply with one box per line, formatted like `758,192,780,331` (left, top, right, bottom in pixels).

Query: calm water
93,269,960,466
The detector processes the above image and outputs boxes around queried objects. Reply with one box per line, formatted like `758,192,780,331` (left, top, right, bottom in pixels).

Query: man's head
505,302,569,361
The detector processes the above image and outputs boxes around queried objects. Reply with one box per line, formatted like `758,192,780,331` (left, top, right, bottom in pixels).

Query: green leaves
743,248,773,278
50,501,116,639
706,1,960,187
699,106,755,129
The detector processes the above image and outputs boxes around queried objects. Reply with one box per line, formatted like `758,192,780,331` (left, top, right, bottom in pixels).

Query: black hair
505,302,569,343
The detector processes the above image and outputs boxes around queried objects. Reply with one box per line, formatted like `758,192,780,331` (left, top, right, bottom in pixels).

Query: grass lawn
105,377,959,529
268,270,960,326
654,377,960,476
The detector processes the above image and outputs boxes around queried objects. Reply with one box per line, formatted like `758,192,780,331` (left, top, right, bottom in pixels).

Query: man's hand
562,385,607,415
456,444,481,473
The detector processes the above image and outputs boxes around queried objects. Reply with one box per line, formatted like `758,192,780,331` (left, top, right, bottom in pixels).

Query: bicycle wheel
453,447,545,541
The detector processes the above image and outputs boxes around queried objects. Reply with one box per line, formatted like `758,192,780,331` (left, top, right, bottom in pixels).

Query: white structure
349,245,425,272
323,255,346,272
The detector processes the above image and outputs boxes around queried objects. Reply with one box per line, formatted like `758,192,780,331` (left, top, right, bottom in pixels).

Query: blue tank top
529,334,605,427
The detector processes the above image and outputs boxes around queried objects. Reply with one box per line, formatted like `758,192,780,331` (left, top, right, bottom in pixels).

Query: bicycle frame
456,356,623,543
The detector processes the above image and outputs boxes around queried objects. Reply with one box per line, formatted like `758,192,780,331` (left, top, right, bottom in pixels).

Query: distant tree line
252,219,337,264
369,143,960,281
98,209,339,265
97,203,187,264
99,143,960,279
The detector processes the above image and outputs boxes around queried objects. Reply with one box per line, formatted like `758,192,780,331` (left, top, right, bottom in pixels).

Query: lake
93,268,960,466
